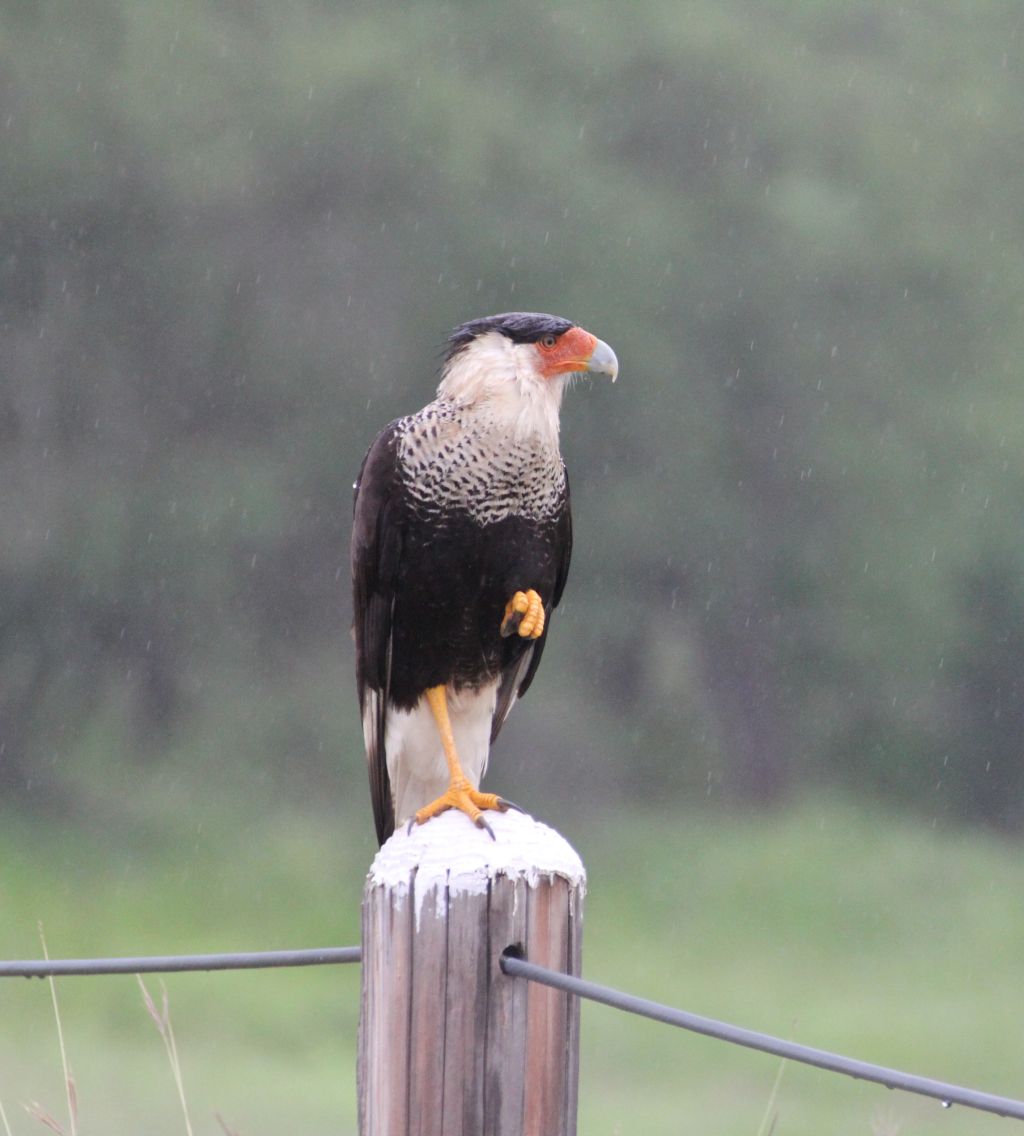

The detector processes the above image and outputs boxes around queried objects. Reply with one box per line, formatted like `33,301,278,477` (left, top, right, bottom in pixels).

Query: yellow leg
501,589,545,639
412,685,508,836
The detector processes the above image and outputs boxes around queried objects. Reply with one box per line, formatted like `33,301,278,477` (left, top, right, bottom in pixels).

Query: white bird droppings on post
367,809,586,922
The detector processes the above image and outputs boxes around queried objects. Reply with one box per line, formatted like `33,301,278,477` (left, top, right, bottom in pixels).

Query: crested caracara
352,312,618,844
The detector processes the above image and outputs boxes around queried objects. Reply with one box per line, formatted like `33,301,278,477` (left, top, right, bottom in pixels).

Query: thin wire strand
500,953,1024,1122
4,944,1021,1122
0,947,361,979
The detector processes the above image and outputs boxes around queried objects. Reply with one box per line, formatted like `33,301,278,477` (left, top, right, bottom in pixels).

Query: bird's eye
540,333,558,348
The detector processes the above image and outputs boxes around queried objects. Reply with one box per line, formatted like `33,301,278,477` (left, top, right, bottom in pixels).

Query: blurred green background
2,1,1023,1132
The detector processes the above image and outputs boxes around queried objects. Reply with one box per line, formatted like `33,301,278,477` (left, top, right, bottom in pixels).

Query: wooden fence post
358,808,586,1136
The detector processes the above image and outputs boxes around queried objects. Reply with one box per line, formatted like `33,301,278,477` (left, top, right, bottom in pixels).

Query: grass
136,977,194,1136
0,790,1021,1135
575,801,1024,1135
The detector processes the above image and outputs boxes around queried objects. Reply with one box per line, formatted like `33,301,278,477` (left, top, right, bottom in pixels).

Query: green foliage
2,798,1022,1134
3,0,1024,825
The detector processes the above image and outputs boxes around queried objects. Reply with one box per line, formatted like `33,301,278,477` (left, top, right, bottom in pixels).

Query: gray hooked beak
585,337,619,383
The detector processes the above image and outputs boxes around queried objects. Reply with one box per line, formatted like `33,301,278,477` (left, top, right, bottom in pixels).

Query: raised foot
412,778,510,840
501,589,545,639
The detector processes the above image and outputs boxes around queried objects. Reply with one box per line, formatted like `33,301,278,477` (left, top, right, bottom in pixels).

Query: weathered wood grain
524,876,571,1135
484,874,528,1134
359,874,413,1136
358,810,585,1136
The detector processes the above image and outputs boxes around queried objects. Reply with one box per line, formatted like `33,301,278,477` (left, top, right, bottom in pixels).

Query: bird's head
437,312,618,442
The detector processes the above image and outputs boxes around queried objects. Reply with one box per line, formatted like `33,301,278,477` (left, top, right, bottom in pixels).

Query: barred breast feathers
397,400,566,524
397,329,569,524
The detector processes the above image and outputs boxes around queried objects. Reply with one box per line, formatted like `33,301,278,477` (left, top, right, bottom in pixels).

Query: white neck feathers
437,331,564,448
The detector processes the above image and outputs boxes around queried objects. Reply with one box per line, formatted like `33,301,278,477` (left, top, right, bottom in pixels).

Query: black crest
444,312,576,364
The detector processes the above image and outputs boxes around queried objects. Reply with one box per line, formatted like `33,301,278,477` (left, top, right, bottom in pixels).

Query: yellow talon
414,777,507,829
501,589,545,639
413,686,509,838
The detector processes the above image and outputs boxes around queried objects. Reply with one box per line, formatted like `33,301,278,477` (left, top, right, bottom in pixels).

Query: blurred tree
948,553,1024,829
3,0,1024,829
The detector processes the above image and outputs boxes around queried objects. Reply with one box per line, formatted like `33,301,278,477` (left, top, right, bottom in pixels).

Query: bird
351,312,618,845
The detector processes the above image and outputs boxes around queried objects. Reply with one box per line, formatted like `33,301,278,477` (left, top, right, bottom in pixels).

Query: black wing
352,421,404,844
490,474,573,742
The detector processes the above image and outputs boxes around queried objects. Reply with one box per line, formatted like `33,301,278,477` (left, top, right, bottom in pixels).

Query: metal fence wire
0,947,361,978
2,946,1022,1122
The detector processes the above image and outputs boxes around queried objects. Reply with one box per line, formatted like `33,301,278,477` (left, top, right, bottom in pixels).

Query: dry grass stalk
24,1101,65,1134
215,1112,242,1135
756,1057,786,1136
37,925,77,1136
137,975,195,1136
0,1093,13,1136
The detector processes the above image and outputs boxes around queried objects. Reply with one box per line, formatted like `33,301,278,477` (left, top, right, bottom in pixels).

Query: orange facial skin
534,326,600,378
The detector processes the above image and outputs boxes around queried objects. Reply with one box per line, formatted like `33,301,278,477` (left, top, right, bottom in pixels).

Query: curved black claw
406,816,417,836
500,611,523,638
497,796,524,814
475,814,497,841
